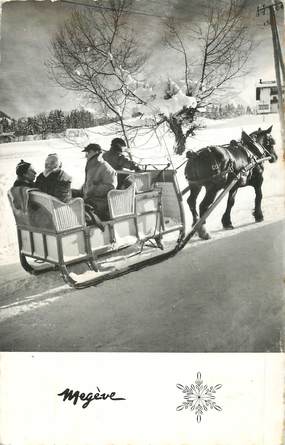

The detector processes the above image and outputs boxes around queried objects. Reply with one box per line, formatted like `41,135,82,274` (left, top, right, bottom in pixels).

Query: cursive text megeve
58,387,126,409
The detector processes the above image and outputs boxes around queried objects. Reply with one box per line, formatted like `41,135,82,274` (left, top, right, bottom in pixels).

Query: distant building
0,132,15,143
256,79,284,114
0,112,15,143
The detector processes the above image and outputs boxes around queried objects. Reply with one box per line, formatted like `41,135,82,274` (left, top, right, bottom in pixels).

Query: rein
152,162,171,183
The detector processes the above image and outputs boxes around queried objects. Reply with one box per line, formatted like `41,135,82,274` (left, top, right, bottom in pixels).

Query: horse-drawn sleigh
8,126,277,288
8,168,186,288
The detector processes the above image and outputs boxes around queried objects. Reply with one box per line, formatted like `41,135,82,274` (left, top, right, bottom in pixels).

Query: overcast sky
0,0,283,117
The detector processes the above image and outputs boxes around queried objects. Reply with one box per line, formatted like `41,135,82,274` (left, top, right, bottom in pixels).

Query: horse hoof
198,232,211,240
253,211,264,222
223,224,234,230
198,225,211,240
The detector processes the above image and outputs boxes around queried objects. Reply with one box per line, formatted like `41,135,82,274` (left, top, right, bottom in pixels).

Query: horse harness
186,142,258,186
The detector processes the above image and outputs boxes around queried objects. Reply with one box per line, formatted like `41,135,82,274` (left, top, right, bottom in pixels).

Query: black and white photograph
0,0,284,443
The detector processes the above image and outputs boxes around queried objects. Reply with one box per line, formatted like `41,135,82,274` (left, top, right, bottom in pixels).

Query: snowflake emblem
176,372,222,423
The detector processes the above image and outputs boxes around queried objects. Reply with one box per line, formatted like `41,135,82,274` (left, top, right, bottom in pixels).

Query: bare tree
163,0,254,154
47,0,147,147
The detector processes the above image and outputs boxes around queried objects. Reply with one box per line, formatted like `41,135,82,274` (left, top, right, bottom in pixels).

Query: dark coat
103,150,140,172
13,178,35,188
35,170,72,203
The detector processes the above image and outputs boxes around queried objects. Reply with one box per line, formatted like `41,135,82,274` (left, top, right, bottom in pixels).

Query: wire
60,0,174,18
59,0,246,21
58,0,281,37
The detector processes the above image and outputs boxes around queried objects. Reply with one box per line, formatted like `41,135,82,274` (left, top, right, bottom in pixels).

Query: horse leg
186,184,202,226
252,178,264,222
221,185,239,229
198,186,219,240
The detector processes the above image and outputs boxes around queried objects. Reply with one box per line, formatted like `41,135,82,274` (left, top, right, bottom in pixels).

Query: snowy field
0,113,284,266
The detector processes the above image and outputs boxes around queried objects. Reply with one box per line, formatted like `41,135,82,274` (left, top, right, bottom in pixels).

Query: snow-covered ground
0,113,284,266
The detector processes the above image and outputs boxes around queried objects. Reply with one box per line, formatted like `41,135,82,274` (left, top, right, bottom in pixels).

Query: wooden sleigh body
8,169,186,288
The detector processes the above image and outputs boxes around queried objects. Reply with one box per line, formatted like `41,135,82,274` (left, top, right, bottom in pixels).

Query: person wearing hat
10,160,37,214
82,143,117,220
103,138,141,188
13,160,37,187
35,153,72,203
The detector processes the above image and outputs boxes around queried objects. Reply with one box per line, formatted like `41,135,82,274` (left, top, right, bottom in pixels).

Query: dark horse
184,126,278,240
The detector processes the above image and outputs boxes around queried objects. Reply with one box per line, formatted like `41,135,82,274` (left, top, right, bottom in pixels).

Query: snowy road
0,219,283,352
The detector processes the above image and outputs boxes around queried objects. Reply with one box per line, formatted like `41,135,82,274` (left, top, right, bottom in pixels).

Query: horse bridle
263,135,275,157
251,132,275,158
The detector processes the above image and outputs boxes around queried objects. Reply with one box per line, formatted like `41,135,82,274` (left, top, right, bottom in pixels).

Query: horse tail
185,150,203,182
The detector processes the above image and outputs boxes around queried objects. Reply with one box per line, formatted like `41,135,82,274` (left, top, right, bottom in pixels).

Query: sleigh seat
8,188,89,266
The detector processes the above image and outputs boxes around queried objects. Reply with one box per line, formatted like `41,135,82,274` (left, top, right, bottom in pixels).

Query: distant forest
0,103,254,141
0,109,118,140
204,103,254,120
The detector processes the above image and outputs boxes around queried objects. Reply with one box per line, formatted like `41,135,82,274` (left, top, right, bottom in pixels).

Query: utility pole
257,1,284,153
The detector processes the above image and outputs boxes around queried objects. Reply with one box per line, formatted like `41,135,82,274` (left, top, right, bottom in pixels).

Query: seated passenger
103,138,141,188
82,143,117,220
10,160,38,213
35,153,72,203
13,160,37,188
